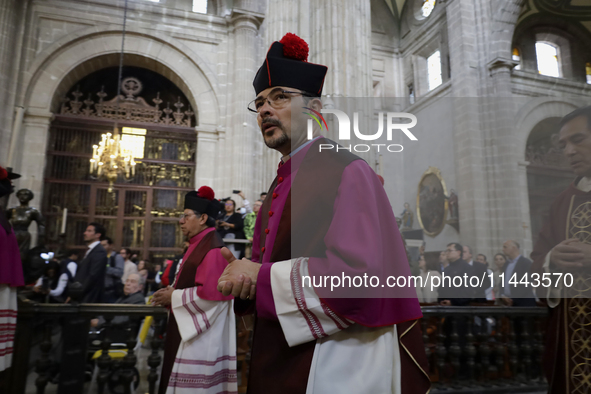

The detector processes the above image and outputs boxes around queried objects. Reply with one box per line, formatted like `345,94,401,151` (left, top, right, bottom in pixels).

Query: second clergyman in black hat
153,185,237,394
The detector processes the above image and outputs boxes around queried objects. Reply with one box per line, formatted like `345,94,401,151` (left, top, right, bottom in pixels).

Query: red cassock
0,207,23,372
531,177,591,394
236,137,430,393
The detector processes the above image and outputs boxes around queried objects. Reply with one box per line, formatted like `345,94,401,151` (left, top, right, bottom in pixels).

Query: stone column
0,0,27,161
259,0,306,185
227,8,264,201
487,59,526,251
308,0,374,165
480,0,526,258
9,109,53,246
195,125,221,190
309,0,373,98
445,0,492,255
264,0,303,46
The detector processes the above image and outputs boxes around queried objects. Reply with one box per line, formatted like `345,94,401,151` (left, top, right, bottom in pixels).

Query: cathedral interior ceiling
383,0,405,17
384,0,591,31
519,0,591,34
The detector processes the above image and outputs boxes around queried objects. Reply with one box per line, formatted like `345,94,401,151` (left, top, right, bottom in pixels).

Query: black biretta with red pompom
0,166,21,199
253,33,328,96
184,186,221,219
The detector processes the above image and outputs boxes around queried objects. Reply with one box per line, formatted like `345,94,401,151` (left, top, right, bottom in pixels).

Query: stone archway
23,25,220,122
489,0,526,62
14,26,222,205
514,98,582,249
42,65,199,261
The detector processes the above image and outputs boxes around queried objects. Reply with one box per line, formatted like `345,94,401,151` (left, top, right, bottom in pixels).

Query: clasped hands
550,239,591,271
217,247,259,300
152,286,174,307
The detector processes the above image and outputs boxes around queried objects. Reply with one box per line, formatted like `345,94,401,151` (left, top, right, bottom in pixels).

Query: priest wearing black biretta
153,186,237,394
218,33,430,394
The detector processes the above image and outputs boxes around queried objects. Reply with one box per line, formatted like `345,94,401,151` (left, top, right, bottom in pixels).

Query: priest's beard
262,118,290,150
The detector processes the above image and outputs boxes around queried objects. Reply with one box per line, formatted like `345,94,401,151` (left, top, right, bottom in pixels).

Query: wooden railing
9,295,167,394
9,297,549,394
421,305,549,393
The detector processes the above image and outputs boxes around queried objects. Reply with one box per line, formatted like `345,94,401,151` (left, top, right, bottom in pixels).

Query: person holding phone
216,199,245,258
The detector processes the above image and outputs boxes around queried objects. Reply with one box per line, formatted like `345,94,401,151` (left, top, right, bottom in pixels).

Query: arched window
193,0,207,13
535,41,561,77
421,0,436,18
512,47,521,70
586,62,591,84
427,50,442,91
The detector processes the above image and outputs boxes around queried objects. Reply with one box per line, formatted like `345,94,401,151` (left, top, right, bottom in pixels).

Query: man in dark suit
439,242,474,306
74,222,107,303
500,240,536,306
463,245,488,302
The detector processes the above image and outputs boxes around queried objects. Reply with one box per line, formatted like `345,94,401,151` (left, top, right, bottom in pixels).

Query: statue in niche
448,189,458,221
446,189,460,232
7,189,45,261
400,202,414,230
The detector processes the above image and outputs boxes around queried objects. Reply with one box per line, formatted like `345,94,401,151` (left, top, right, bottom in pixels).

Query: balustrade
10,297,550,394
422,306,549,393
9,295,167,394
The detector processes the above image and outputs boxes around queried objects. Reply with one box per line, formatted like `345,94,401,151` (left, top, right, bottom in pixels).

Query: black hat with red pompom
253,33,328,96
184,186,221,219
0,166,21,198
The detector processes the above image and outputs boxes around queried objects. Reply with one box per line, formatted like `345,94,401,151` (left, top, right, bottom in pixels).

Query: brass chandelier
88,0,136,193
90,132,136,192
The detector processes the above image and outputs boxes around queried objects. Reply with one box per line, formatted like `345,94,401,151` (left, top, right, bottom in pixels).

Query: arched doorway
526,117,574,244
42,66,197,265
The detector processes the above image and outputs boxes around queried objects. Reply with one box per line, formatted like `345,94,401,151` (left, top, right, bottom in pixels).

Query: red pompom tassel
197,186,215,201
0,167,7,181
280,33,308,62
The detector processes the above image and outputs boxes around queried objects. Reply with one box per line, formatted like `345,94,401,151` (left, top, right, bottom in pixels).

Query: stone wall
0,0,28,164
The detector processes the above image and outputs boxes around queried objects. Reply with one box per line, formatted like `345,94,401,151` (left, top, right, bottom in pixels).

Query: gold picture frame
416,166,448,237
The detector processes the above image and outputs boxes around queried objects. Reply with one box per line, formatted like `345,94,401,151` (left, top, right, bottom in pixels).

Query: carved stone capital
229,9,264,32
195,124,218,135
23,109,54,126
487,57,518,75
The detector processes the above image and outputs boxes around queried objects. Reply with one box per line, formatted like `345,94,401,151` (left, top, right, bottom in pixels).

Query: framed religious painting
416,167,448,237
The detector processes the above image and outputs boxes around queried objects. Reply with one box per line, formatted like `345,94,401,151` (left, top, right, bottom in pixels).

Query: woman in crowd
137,260,150,280
216,199,245,258
416,254,442,303
493,253,508,302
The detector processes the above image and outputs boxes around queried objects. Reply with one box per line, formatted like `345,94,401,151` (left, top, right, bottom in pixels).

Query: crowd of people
26,188,268,308
214,191,266,259
30,223,170,305
415,240,537,307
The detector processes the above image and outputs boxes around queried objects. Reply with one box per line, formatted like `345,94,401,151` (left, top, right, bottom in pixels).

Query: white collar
87,240,100,251
576,177,591,192
281,136,322,163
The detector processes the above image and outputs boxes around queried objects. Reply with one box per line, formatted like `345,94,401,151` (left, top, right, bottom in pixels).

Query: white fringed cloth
0,285,17,372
